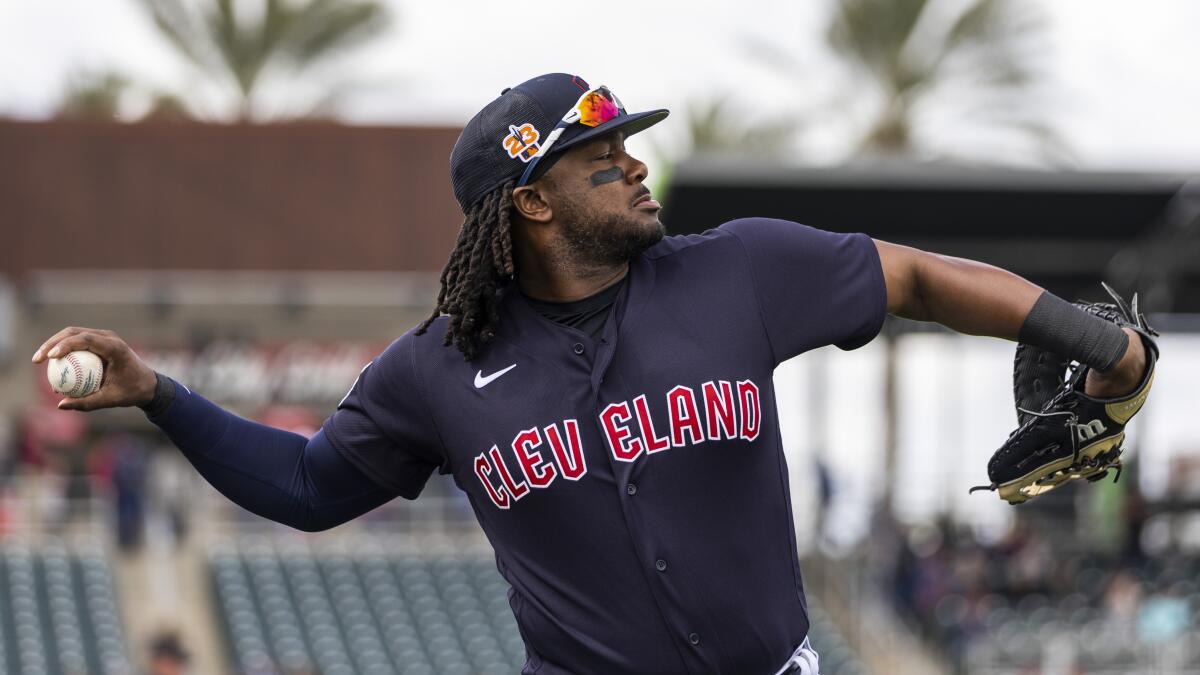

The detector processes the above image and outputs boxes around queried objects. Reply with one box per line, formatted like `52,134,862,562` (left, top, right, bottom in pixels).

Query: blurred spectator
1122,478,1149,566
1137,584,1190,645
0,418,16,486
53,442,93,531
876,487,1200,674
815,457,834,544
146,630,190,675
1103,568,1142,620
111,434,149,552
150,449,194,547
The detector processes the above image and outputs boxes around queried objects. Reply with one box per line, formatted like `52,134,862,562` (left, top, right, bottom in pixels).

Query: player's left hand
972,284,1159,504
32,327,158,411
1083,326,1148,398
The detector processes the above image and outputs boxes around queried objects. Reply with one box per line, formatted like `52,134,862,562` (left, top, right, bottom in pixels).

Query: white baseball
47,350,105,398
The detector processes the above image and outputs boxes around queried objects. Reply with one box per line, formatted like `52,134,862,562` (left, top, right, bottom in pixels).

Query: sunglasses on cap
517,86,625,187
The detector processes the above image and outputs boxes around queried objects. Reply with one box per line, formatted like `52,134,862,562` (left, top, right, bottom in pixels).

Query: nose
625,153,648,184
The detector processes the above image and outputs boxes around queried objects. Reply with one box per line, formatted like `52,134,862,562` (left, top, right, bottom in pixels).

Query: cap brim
553,109,669,155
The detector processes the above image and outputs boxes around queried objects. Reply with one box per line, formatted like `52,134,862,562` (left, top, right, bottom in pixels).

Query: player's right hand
31,327,158,411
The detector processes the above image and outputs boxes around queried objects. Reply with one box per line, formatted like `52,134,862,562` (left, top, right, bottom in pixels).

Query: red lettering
474,452,510,509
513,427,556,489
488,445,529,501
738,380,761,441
667,385,705,447
545,420,587,480
633,395,670,453
601,401,644,462
702,380,737,440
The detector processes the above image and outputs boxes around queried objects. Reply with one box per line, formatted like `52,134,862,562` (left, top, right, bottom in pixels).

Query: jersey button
688,632,701,646
572,342,585,355
626,484,637,496
655,559,667,572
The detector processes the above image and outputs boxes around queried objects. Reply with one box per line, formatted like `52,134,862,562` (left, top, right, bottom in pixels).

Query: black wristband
1018,291,1129,372
138,371,178,418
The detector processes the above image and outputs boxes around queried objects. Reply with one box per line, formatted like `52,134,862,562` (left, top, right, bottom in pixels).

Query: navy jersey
324,218,887,675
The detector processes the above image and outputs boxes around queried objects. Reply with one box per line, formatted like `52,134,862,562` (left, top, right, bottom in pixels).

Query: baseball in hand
47,350,105,398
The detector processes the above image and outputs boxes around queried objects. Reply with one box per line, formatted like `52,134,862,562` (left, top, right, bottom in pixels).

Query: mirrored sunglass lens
577,89,622,127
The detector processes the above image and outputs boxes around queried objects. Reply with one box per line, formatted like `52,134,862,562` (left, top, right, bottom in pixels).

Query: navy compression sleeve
146,377,397,532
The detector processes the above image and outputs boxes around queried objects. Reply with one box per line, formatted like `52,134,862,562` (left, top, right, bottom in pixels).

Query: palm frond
137,0,389,120
828,0,930,82
57,71,132,120
681,97,800,158
943,0,1006,54
282,0,388,67
139,0,210,70
819,0,1060,160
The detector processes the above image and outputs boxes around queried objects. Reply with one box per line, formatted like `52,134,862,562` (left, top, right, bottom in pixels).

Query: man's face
537,132,665,267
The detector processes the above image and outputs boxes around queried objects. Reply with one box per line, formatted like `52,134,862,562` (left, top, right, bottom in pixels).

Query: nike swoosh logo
475,363,517,389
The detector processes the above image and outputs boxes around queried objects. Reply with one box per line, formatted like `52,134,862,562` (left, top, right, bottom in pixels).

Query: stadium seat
0,542,132,675
208,542,871,674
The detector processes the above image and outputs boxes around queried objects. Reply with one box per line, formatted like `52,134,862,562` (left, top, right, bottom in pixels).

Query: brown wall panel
0,121,466,278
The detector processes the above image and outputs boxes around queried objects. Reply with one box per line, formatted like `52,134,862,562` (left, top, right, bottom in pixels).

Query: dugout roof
662,160,1200,313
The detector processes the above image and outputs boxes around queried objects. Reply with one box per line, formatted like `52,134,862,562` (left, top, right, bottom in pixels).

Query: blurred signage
137,341,383,406
24,405,87,445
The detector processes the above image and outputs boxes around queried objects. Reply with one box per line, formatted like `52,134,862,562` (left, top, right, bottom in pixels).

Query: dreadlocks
415,180,516,361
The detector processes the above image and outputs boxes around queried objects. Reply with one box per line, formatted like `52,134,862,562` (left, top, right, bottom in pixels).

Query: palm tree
139,0,389,120
648,96,799,206
679,97,799,159
827,0,1064,162
57,71,132,121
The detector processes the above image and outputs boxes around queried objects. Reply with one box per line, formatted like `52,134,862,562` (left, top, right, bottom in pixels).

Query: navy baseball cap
449,73,669,211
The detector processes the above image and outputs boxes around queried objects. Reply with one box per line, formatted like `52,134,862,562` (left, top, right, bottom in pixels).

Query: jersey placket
589,267,712,674
596,360,728,673
502,262,722,672
516,266,701,672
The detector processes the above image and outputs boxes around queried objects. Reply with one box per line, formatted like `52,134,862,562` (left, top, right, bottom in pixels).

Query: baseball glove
971,283,1159,504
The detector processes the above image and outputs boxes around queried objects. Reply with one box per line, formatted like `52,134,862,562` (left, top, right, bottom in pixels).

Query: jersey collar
499,253,657,349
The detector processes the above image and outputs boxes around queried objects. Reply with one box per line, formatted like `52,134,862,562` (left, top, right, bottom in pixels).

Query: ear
511,184,554,224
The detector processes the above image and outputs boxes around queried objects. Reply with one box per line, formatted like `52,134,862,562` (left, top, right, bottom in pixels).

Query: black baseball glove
971,283,1159,504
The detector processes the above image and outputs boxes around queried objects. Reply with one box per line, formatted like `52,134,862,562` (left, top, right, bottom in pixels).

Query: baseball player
33,73,1153,674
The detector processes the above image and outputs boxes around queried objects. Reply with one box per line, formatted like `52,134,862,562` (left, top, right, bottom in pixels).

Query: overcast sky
2,0,1198,172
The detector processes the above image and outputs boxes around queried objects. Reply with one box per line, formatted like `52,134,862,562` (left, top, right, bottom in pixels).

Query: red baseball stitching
65,353,85,395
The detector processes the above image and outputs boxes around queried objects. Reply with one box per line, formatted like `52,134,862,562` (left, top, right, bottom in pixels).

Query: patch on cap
502,123,541,163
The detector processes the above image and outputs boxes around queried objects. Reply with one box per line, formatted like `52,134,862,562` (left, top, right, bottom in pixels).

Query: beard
555,201,666,269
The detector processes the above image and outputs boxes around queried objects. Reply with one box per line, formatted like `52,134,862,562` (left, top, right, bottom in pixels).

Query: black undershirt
523,278,626,340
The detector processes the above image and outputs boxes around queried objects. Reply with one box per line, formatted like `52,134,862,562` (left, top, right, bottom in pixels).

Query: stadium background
1,1,1198,673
